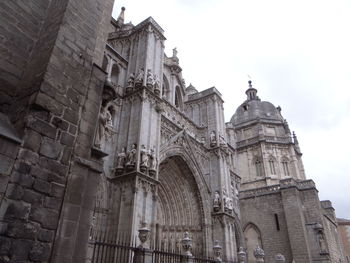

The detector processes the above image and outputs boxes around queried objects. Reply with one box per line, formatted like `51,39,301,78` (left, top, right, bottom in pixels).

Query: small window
243,105,248,111
282,161,289,176
269,159,276,175
274,214,280,231
255,159,263,177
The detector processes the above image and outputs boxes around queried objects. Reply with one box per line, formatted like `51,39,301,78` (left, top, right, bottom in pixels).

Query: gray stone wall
240,191,293,262
0,0,114,262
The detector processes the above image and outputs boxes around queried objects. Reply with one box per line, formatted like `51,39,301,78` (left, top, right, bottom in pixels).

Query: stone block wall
240,192,292,262
0,0,114,262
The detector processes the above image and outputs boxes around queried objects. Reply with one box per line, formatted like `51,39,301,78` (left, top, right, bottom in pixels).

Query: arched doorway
244,223,262,263
154,155,205,255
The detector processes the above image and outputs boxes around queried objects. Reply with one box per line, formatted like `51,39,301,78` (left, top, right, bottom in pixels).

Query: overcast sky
112,0,350,219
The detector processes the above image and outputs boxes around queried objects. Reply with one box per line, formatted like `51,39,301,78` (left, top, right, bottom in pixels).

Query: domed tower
231,81,305,190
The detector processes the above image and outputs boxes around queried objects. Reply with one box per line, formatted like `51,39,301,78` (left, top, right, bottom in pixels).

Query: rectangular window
274,214,280,231
269,160,276,175
282,162,289,175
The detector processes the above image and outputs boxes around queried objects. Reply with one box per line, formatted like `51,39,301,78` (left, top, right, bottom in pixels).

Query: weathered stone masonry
0,1,347,263
0,0,114,262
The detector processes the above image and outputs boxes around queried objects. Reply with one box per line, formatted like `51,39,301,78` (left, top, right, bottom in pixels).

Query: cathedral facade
0,1,345,262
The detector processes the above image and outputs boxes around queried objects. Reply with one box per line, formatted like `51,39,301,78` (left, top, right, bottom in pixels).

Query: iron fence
90,239,233,263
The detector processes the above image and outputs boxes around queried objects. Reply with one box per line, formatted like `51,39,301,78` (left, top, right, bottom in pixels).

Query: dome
185,83,198,95
230,81,283,125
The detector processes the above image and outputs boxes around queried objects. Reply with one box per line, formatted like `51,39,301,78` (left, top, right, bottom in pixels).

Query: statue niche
94,104,113,150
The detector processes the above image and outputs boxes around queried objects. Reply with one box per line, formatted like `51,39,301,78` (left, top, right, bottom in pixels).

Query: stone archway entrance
154,155,205,255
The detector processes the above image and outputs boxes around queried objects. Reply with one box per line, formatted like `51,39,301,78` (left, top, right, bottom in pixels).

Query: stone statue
135,68,144,87
127,73,135,87
140,145,149,172
146,69,154,89
317,231,327,253
94,105,110,149
222,189,233,213
126,144,137,169
126,73,135,94
148,148,157,176
213,190,221,212
116,148,126,168
231,183,239,211
154,74,161,95
210,131,217,147
106,106,113,127
172,47,178,57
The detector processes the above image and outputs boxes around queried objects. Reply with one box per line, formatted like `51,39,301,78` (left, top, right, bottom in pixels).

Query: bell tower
230,81,305,190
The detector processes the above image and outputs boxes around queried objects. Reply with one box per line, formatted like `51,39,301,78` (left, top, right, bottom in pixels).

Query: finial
173,47,178,57
116,7,125,27
292,131,299,145
245,79,257,100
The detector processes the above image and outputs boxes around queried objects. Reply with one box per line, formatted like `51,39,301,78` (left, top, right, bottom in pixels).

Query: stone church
0,1,345,262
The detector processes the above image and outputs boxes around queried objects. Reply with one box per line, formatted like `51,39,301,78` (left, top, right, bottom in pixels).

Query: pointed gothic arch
244,223,263,263
252,156,264,177
174,85,183,110
110,63,120,85
162,74,170,100
158,139,212,255
281,156,290,176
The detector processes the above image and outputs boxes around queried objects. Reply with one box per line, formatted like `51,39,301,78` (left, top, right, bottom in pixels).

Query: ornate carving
222,189,233,213
94,105,113,149
148,147,157,177
115,147,127,175
238,247,247,263
219,135,227,147
140,144,149,172
154,74,161,96
213,240,222,261
210,131,217,147
138,222,150,248
275,253,286,262
135,68,144,87
254,246,265,263
213,190,221,212
314,225,328,255
181,232,193,256
126,144,137,170
126,72,135,93
146,69,154,90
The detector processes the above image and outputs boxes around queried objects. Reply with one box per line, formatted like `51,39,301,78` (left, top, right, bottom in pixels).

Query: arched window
281,157,290,176
268,157,276,175
110,63,119,85
162,75,170,99
174,86,183,110
254,158,263,177
244,223,262,263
